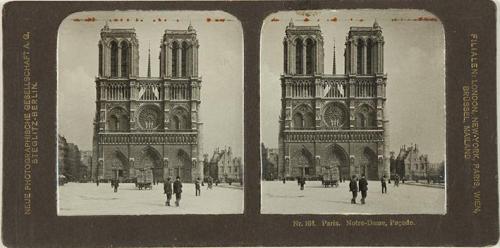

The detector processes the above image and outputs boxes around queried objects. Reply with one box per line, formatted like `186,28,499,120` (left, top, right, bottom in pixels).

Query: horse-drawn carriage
135,169,153,190
321,166,339,188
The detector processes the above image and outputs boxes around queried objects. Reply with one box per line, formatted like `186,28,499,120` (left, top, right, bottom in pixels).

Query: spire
332,40,336,74
288,18,294,28
147,42,151,78
373,19,380,29
188,21,194,31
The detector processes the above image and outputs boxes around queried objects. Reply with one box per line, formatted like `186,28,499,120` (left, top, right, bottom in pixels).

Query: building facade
392,144,431,180
92,23,202,183
278,21,389,180
205,147,242,182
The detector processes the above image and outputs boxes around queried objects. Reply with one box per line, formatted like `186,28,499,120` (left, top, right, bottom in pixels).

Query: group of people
163,177,184,207
349,175,369,204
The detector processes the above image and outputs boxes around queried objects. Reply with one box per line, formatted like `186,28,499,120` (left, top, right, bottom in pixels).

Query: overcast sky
260,10,445,162
58,11,243,157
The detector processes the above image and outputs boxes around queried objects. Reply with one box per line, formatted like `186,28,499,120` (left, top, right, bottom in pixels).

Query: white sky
58,11,243,157
260,9,445,162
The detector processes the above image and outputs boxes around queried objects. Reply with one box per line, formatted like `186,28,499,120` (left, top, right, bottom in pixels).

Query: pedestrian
381,175,387,194
358,174,368,204
164,177,172,206
395,175,399,187
402,177,405,184
282,177,286,184
96,179,99,187
299,177,305,190
297,176,301,186
113,179,119,193
173,176,183,207
195,177,201,196
349,175,358,204
207,176,213,189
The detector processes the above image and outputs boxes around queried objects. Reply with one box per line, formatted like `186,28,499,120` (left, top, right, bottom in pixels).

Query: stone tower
92,23,202,183
278,20,387,180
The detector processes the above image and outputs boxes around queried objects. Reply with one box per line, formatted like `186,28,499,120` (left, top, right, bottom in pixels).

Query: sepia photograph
260,10,446,214
57,11,244,215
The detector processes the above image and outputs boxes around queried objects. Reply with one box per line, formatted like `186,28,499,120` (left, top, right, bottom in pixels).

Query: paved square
261,180,445,214
58,182,243,215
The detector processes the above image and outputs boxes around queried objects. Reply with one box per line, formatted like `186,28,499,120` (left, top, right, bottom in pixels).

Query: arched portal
324,144,349,180
138,146,163,183
291,146,314,177
363,147,378,180
174,149,192,182
110,150,129,179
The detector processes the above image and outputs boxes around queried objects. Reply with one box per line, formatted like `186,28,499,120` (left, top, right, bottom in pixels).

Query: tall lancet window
356,38,363,75
295,39,303,74
283,41,288,74
305,38,315,75
181,41,188,77
366,39,372,74
120,41,129,77
110,41,118,77
172,41,179,77
98,43,103,76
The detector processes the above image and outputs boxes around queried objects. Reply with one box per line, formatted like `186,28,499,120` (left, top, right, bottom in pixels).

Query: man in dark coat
381,175,387,194
358,175,368,204
164,177,173,206
349,175,358,204
195,177,201,196
299,177,306,190
113,179,119,193
173,176,183,207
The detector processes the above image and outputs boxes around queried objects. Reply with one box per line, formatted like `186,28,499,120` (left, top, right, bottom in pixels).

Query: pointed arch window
110,41,118,77
356,38,363,75
283,41,288,74
293,112,304,129
181,41,188,77
98,43,103,76
172,41,179,77
295,39,303,74
120,41,129,77
366,39,373,74
305,38,315,75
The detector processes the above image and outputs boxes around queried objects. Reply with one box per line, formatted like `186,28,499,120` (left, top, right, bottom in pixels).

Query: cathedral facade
92,24,202,183
278,21,389,180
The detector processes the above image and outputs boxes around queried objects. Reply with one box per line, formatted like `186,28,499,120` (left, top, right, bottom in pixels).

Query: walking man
358,174,368,204
173,176,183,207
195,177,201,196
381,175,387,194
164,177,172,206
113,179,119,193
299,177,306,190
349,175,358,204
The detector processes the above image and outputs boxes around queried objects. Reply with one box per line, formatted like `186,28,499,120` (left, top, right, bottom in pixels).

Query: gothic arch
110,40,118,77
175,149,192,182
366,39,373,74
108,106,129,131
172,41,179,77
362,147,378,180
110,149,130,178
98,42,103,76
355,104,376,128
181,41,189,77
283,39,288,74
295,38,303,74
120,40,130,77
325,144,349,179
293,104,314,129
291,146,314,176
170,106,190,130
305,38,316,74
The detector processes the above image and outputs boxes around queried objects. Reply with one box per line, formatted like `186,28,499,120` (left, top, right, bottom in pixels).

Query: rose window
324,104,346,128
138,106,161,130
